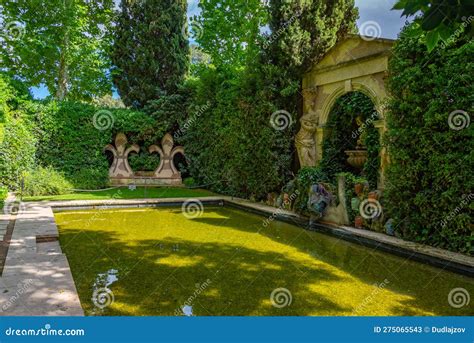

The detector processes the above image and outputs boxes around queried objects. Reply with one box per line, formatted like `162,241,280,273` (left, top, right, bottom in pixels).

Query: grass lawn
23,187,217,202
55,206,474,316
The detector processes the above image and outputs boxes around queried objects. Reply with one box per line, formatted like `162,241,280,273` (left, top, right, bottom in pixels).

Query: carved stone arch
319,81,382,127
296,35,394,189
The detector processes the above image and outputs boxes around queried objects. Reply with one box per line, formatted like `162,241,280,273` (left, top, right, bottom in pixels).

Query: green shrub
0,115,37,190
183,177,197,187
23,166,73,196
337,172,368,223
0,186,7,198
385,24,473,254
182,64,295,199
128,149,160,172
0,186,7,200
0,186,6,210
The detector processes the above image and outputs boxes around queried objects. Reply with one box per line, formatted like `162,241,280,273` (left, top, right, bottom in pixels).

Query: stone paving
0,202,83,316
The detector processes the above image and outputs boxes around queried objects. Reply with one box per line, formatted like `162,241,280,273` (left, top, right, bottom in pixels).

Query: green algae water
55,206,474,316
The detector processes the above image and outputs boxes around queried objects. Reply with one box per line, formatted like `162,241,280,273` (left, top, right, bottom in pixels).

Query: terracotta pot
354,183,363,195
368,191,378,200
355,216,364,229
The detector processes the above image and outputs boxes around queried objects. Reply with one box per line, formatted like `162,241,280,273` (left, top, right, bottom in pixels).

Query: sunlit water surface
55,207,473,316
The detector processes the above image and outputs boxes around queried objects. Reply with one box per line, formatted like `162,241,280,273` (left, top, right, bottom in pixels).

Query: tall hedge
0,76,163,191
34,102,161,189
385,24,473,254
0,75,38,190
182,64,295,199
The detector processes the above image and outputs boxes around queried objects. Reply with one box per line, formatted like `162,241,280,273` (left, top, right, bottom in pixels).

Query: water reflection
182,305,193,316
94,269,119,289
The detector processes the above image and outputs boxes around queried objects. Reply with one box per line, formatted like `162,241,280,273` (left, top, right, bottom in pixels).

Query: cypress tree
112,0,189,108
268,0,358,75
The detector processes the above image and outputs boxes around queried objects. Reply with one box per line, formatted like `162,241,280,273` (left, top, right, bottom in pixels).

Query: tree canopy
0,0,115,101
393,0,474,51
192,0,268,67
268,0,359,75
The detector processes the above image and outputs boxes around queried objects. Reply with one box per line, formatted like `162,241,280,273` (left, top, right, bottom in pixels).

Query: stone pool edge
35,196,473,277
0,201,84,316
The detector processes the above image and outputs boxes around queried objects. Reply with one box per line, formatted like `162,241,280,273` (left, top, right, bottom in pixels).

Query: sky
31,0,407,99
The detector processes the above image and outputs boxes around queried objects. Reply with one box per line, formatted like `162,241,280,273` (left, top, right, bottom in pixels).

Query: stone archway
296,35,394,189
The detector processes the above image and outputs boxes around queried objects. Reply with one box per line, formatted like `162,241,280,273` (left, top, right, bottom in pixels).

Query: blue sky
32,0,406,99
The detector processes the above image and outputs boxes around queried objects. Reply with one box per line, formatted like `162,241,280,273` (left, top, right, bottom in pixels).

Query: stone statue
149,133,184,180
296,87,319,167
296,115,318,167
105,133,139,179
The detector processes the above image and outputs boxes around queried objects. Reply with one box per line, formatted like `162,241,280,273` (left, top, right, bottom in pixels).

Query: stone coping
0,202,84,316
33,196,473,276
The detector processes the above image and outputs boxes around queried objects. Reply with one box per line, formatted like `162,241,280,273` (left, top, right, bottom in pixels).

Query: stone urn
345,149,368,170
